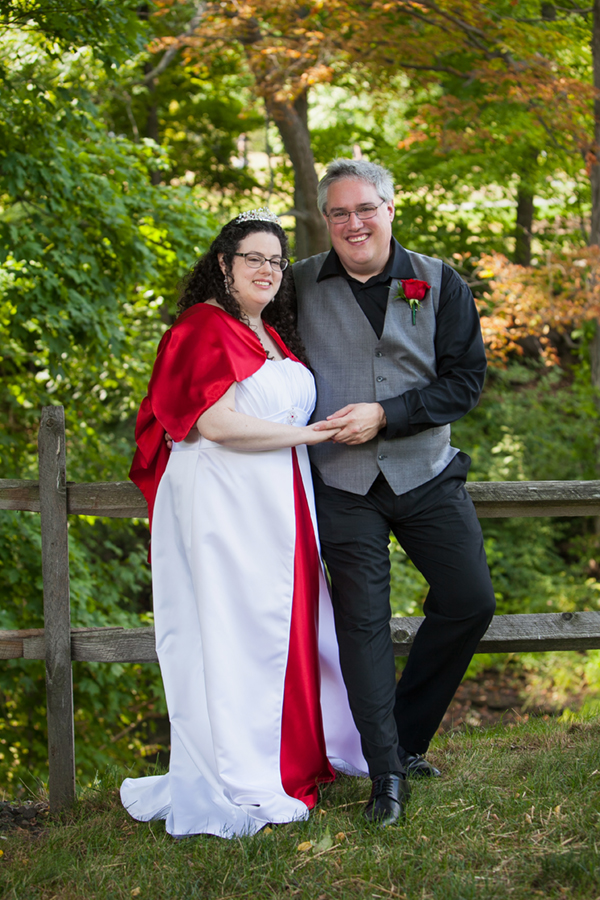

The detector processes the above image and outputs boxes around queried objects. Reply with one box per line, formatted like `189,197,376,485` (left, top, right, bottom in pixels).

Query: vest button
378,454,387,460
375,351,383,357
376,375,385,382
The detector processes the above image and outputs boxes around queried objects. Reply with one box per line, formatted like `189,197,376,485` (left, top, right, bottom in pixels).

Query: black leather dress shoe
398,746,441,778
363,773,410,826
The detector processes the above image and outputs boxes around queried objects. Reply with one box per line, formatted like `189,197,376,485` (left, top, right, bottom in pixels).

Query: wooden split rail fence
2,406,600,811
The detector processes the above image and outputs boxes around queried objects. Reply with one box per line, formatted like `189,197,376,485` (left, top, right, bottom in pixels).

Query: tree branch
390,3,454,35
142,2,207,85
529,105,575,152
396,0,516,63
554,3,593,11
345,35,470,79
0,3,94,28
120,90,140,142
396,61,470,78
281,207,311,222
408,0,489,40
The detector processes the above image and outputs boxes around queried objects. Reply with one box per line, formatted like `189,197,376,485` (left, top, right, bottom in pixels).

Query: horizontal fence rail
2,611,600,663
2,406,600,811
2,477,600,519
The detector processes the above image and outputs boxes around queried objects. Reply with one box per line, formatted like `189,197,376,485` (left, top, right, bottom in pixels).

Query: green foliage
390,361,600,636
0,29,217,787
101,57,264,195
309,74,590,263
1,0,600,795
0,49,213,361
0,0,146,62
456,362,600,615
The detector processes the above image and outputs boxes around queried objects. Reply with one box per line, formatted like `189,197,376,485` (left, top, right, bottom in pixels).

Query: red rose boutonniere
394,279,431,325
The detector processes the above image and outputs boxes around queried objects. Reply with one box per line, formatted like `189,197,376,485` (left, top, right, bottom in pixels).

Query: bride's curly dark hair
177,218,308,365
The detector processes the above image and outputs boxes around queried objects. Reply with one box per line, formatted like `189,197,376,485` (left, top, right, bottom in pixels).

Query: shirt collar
316,238,416,283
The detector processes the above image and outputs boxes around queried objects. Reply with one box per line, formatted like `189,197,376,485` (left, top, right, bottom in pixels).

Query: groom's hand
314,402,387,445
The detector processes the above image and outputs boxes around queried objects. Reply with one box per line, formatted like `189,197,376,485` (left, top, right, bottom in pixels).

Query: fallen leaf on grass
131,890,141,897
313,833,333,853
291,834,346,872
262,826,273,835
297,841,313,852
335,832,346,842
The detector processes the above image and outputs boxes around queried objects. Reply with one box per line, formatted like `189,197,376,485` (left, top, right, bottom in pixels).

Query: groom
292,159,496,826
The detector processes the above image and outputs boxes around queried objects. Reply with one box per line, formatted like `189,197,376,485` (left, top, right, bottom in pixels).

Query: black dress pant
313,452,496,777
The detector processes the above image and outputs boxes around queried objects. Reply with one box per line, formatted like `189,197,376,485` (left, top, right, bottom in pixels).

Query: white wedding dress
121,357,367,838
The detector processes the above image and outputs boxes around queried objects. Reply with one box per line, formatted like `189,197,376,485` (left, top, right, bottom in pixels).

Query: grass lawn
1,718,599,900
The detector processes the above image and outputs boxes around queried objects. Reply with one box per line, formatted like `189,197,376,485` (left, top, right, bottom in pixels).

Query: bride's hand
302,421,342,445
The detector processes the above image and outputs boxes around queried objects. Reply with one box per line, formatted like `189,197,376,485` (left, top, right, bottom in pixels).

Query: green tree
0,0,145,59
144,0,595,259
0,21,216,786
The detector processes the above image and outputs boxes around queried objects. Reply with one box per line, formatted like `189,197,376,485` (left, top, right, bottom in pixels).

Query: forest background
1,0,600,790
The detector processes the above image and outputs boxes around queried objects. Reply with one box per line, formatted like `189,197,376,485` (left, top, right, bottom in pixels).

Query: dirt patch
438,667,562,734
0,800,49,834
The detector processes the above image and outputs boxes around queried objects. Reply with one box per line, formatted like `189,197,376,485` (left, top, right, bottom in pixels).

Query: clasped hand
313,402,387,445
302,420,341,445
163,401,385,450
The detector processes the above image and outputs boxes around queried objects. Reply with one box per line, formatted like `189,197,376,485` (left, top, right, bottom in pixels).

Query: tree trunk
267,90,330,259
513,147,538,267
514,184,534,266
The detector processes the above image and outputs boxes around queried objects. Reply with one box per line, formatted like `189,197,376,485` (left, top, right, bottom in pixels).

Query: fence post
38,406,75,810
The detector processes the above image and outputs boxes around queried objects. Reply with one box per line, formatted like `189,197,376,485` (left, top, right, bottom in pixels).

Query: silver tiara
235,207,281,225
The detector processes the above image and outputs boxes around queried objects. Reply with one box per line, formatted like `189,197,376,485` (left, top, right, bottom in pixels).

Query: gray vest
293,249,459,496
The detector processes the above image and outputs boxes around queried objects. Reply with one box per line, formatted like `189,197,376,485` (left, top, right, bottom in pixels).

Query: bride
121,209,367,838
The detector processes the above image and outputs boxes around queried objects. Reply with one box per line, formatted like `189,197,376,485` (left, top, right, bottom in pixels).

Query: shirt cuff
379,396,410,440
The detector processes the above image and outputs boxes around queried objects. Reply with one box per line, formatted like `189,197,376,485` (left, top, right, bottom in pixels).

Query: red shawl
130,303,294,528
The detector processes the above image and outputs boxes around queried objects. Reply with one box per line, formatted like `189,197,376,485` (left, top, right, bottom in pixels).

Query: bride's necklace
247,316,278,361
253,326,276,360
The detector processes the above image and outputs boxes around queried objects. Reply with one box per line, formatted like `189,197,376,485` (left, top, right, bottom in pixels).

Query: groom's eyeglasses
325,199,386,224
234,253,289,272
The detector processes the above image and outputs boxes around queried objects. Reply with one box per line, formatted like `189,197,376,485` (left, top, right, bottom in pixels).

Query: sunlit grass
1,717,599,899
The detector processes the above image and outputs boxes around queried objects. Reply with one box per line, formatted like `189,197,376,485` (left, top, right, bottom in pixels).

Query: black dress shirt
314,239,487,441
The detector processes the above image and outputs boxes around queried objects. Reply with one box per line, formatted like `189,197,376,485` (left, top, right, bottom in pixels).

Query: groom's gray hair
317,159,395,214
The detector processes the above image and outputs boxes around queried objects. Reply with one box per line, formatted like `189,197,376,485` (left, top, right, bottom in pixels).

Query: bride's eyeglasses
234,253,289,272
